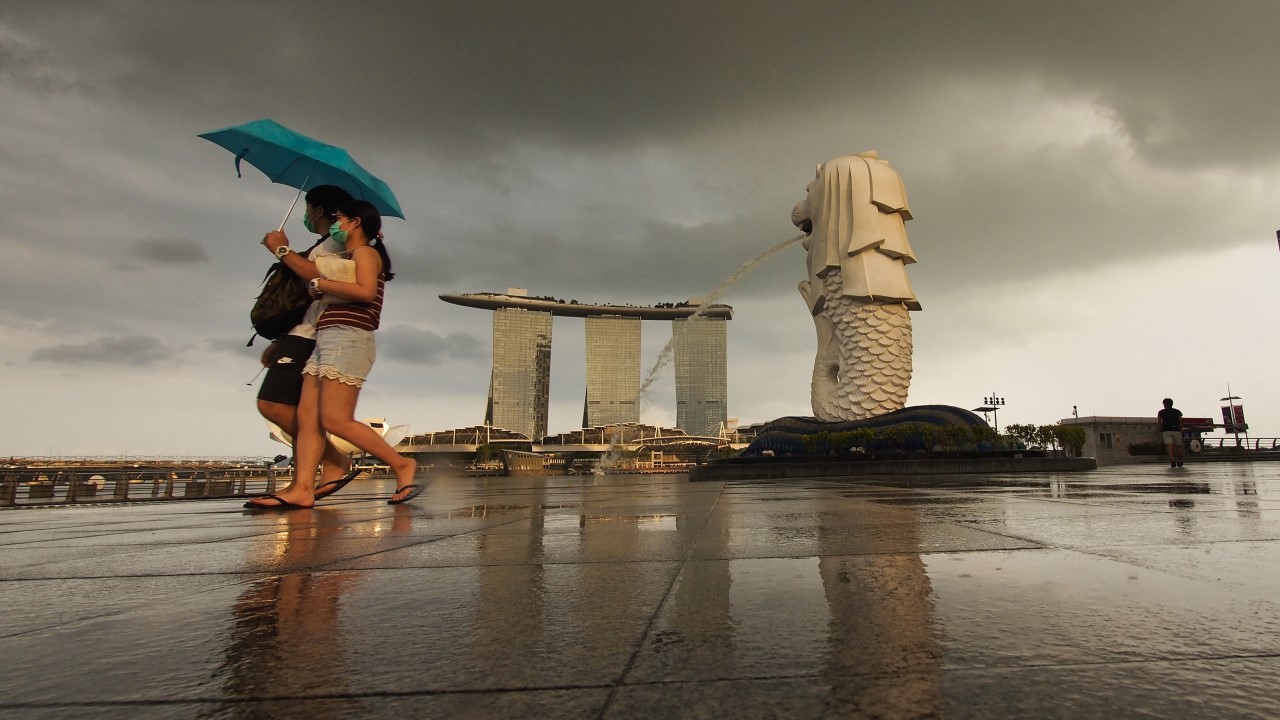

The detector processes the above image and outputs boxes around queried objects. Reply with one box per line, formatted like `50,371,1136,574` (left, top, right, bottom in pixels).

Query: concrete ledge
1137,452,1280,464
690,456,1097,482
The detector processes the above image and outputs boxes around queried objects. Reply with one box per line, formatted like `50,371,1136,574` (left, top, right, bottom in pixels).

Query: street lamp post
986,395,1006,433
972,393,1007,433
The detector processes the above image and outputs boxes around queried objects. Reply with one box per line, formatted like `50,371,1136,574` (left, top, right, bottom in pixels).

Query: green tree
972,424,998,447
942,424,974,450
918,424,945,451
1051,424,1087,456
880,424,916,451
810,431,833,456
1004,424,1039,449
849,427,877,453
1034,425,1056,453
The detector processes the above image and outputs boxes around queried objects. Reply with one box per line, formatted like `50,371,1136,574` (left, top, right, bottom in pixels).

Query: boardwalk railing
0,465,282,507
1198,438,1280,452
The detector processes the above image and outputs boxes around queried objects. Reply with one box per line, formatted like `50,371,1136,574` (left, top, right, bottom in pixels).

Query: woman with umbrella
246,199,421,508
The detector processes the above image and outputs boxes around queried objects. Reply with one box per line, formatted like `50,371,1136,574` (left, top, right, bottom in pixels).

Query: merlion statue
791,151,919,421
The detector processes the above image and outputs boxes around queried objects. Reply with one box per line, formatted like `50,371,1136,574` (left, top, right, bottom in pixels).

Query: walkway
2,464,1279,718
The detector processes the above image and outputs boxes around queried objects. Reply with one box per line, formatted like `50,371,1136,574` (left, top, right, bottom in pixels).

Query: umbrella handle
278,185,306,232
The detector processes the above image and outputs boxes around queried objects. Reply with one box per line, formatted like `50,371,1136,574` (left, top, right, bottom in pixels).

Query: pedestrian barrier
0,464,282,507
1197,437,1280,452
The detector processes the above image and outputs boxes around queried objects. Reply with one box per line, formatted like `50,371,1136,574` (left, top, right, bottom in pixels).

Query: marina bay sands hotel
439,290,732,441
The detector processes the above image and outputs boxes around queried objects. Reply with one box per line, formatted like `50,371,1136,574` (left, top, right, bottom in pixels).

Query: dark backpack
247,239,325,346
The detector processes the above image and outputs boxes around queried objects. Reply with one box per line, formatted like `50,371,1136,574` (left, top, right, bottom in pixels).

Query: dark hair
338,199,394,281
304,184,354,215
1163,398,1173,406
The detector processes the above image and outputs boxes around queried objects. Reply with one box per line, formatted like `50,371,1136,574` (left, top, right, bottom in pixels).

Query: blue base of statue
740,404,990,457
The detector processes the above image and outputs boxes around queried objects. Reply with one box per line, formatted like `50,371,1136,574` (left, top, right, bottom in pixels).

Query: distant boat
266,417,410,457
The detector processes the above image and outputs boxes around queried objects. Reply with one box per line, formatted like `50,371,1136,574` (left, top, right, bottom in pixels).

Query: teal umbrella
199,119,405,227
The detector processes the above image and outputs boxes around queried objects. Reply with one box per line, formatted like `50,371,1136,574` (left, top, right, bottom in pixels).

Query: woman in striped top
246,199,420,508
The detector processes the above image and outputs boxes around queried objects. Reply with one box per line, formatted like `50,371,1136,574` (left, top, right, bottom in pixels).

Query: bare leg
258,398,352,489
317,378,417,501
249,375,325,507
257,399,296,437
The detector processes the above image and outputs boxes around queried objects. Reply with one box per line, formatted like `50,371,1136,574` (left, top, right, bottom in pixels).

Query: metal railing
1198,437,1280,452
1,466,282,507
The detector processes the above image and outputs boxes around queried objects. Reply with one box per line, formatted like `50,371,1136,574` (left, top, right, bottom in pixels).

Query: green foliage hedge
1127,442,1165,456
1004,423,1087,456
798,422,1087,458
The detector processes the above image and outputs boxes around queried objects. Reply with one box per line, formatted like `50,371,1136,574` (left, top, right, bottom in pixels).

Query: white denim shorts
303,326,376,387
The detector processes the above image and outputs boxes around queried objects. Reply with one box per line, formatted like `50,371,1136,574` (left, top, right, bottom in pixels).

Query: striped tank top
317,277,385,331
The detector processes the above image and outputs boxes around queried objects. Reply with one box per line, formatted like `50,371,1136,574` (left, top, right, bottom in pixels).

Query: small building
1059,416,1159,465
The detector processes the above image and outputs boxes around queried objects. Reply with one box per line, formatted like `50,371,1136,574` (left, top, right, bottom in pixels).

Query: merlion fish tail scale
807,271,912,421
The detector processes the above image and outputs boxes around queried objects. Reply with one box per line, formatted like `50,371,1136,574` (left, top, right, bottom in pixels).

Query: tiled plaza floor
2,462,1279,718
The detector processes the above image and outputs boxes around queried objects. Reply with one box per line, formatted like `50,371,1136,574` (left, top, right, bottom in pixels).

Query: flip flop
244,494,311,511
314,467,363,500
387,484,425,505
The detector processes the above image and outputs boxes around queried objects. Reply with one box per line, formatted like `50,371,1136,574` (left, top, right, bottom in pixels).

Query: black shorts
257,335,317,406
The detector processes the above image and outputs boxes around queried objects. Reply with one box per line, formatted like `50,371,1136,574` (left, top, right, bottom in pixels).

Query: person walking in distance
1157,398,1184,468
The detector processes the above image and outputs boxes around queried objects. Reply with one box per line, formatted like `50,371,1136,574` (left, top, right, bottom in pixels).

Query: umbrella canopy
199,118,405,219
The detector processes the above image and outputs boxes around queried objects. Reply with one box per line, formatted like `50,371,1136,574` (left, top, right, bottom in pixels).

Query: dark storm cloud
378,324,486,365
903,141,1255,296
32,335,171,365
0,22,79,93
397,208,801,304
3,2,1271,306
17,1,1280,168
4,0,1268,339
127,238,209,265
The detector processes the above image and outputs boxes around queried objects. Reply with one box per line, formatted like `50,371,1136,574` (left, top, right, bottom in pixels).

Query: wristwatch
274,246,291,259
309,278,322,293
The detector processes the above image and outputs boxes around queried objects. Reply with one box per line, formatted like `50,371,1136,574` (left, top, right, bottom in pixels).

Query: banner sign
1221,405,1248,432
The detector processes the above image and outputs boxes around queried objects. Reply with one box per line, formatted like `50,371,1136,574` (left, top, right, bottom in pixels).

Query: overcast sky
3,0,1279,457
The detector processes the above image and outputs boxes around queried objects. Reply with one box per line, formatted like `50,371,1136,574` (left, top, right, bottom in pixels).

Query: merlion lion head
792,151,919,314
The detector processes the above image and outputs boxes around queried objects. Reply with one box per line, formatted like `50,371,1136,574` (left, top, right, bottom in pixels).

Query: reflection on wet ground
3,463,1280,717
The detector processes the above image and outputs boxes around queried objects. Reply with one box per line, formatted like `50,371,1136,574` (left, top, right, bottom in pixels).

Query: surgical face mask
302,207,316,234
329,217,348,246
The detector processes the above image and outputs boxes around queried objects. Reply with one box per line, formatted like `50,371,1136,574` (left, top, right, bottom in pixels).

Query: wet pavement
2,463,1280,718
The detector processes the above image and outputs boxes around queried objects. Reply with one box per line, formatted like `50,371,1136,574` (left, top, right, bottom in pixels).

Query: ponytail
373,232,395,281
